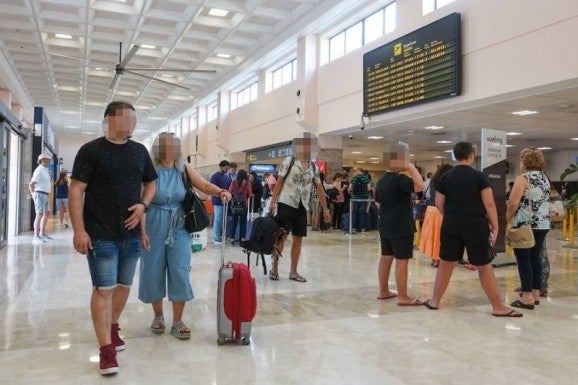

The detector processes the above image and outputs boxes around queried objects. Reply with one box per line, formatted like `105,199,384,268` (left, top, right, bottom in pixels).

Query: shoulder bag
505,175,535,249
181,168,210,233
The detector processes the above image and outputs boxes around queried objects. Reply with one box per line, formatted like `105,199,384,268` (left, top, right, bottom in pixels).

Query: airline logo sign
481,129,506,170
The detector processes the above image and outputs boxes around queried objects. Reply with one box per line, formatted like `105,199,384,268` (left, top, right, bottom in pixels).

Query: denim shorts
87,237,141,290
56,198,68,210
33,192,50,213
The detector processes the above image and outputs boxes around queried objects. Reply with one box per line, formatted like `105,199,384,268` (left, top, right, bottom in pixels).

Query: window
328,2,396,62
207,104,218,122
189,115,197,131
232,81,258,110
423,0,456,15
270,59,297,91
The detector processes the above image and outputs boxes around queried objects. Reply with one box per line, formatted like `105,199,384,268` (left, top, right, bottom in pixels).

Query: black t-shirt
436,165,490,217
375,172,414,237
71,137,158,240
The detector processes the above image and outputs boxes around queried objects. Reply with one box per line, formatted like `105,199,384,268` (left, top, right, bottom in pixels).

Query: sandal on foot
150,316,165,334
423,299,438,310
377,292,398,300
510,299,534,310
170,321,191,340
289,274,307,282
492,309,523,317
269,271,279,281
397,298,423,306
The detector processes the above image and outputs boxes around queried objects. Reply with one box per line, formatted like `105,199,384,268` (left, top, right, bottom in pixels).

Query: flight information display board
363,13,461,116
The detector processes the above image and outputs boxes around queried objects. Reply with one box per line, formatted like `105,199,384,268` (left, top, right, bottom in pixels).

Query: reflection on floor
1,220,577,384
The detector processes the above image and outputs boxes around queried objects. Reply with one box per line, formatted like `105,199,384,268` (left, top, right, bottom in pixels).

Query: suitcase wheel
241,337,250,345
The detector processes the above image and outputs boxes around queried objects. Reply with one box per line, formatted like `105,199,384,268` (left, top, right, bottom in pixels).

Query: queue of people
56,102,557,376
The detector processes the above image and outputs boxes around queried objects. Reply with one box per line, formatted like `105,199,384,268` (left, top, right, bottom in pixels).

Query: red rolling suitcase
217,201,257,345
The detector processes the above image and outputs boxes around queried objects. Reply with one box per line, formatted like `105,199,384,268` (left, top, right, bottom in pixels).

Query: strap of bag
182,167,193,191
275,156,296,197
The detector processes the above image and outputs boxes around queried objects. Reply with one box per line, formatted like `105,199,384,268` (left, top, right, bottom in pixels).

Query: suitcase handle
221,197,228,266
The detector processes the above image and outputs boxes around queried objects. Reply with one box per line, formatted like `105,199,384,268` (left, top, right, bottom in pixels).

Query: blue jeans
352,201,369,232
213,205,224,242
514,229,549,292
228,213,247,241
87,237,141,290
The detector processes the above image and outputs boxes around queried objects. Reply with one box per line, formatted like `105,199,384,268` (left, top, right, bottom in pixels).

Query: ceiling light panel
511,110,538,115
208,8,229,17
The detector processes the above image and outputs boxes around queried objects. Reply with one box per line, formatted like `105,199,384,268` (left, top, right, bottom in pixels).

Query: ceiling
341,85,578,166
0,0,576,166
0,0,362,138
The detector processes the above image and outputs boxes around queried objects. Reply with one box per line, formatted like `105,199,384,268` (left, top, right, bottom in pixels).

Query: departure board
363,13,461,116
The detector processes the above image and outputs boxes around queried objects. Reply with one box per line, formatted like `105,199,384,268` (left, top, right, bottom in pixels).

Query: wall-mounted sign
246,141,293,162
249,164,277,174
363,13,462,115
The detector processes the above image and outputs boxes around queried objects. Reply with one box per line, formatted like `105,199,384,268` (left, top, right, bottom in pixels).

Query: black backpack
241,216,284,274
352,178,366,196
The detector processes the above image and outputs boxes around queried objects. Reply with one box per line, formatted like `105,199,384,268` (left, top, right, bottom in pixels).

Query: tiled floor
1,221,577,384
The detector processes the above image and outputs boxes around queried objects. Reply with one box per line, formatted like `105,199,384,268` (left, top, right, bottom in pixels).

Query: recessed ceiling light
55,33,72,39
216,53,231,58
367,136,384,139
140,44,156,49
357,160,367,163
370,161,380,164
160,74,174,78
434,156,445,159
506,132,522,136
410,154,415,157
436,140,452,144
369,157,380,160
571,137,578,141
209,8,229,17
351,151,362,154
537,147,552,150
444,150,453,153
505,144,514,148
511,110,538,116
425,125,444,130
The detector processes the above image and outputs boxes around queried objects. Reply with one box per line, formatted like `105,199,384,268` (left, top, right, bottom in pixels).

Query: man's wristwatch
140,201,149,213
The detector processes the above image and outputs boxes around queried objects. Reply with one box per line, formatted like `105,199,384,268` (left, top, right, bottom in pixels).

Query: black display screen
363,13,461,116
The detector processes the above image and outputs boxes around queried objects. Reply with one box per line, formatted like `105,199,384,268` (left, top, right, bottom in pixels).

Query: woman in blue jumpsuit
139,132,231,339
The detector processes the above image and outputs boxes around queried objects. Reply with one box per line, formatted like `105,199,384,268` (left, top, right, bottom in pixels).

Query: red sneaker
111,323,125,351
99,344,118,375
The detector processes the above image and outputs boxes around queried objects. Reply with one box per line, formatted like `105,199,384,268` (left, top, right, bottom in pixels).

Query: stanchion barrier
563,207,578,249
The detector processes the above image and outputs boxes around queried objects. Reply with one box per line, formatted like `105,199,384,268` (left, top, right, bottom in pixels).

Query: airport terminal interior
1,0,578,383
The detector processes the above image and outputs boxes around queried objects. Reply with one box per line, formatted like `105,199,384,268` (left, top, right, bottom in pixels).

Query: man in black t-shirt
70,101,158,375
375,145,423,305
423,142,522,318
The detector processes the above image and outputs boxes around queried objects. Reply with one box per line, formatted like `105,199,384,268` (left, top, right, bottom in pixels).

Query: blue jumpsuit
139,167,193,303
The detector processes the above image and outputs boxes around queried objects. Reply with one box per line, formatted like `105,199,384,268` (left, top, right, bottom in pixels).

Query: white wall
58,134,99,172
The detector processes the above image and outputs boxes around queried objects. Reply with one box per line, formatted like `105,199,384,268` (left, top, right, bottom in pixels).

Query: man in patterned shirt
268,133,331,282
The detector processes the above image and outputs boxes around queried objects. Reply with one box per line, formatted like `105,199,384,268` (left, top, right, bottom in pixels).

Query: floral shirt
278,156,321,210
512,171,550,230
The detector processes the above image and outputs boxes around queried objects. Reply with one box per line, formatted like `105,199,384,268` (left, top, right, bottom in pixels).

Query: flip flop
397,298,423,306
423,299,438,310
269,271,279,281
289,274,307,282
492,309,523,318
510,299,534,310
377,292,398,300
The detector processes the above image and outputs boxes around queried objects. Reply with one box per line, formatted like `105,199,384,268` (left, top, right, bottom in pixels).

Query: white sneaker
40,234,53,240
33,237,47,243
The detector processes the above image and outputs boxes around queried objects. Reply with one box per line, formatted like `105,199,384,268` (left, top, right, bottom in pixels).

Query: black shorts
440,215,492,266
275,202,307,237
380,236,414,259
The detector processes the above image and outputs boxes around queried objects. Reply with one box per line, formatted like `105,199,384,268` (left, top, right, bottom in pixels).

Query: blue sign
249,164,276,174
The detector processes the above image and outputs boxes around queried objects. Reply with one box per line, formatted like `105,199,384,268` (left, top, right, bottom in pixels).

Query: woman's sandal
269,254,280,281
170,321,191,340
150,316,165,334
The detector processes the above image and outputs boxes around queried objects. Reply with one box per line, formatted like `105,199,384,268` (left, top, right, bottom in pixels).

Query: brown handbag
505,224,535,248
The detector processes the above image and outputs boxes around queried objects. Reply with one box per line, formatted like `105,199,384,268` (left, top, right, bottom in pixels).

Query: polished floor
1,220,577,385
